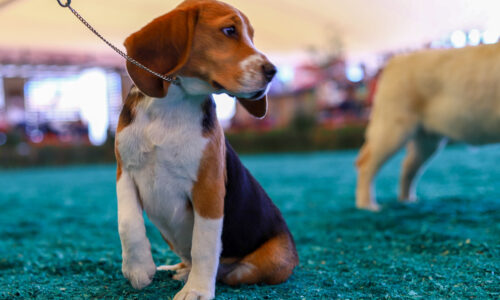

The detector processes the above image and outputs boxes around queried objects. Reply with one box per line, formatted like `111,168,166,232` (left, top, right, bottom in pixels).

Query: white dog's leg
399,133,445,202
117,170,156,290
174,212,223,300
356,119,417,211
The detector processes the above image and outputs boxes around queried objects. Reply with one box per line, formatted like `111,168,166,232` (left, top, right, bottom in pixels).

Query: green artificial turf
0,145,499,299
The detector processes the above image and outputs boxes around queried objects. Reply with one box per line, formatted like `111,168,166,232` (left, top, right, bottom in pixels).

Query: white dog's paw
173,289,213,300
173,283,214,300
122,257,156,290
356,201,381,212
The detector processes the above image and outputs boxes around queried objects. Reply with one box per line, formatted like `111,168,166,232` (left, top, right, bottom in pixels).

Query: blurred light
0,132,6,146
29,129,44,143
346,64,364,82
25,76,80,117
450,30,467,48
25,68,112,146
78,69,109,146
482,30,499,44
277,65,294,83
212,93,236,127
106,73,123,133
468,29,481,46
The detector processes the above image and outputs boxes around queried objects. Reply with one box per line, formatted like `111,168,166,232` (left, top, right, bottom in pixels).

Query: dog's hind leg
399,130,445,203
157,261,192,282
220,233,298,286
356,116,418,211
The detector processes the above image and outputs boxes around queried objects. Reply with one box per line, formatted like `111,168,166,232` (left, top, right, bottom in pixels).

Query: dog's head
124,0,276,118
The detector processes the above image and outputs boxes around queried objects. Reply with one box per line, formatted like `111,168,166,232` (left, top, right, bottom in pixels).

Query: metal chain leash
57,0,179,84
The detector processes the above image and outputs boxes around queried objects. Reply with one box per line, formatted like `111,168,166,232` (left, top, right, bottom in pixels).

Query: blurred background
1,0,500,166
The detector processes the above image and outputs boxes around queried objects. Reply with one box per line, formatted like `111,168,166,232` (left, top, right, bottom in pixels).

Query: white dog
356,43,500,211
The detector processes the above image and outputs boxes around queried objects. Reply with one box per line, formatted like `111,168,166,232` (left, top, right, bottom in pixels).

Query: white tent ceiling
1,0,500,63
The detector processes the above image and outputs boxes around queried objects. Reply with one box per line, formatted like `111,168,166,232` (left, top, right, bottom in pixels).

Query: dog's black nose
262,63,277,83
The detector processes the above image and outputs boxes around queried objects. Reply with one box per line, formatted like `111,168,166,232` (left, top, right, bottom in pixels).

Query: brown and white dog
114,0,298,299
356,43,500,211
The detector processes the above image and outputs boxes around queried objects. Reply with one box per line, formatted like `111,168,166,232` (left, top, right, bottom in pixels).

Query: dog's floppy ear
237,95,268,119
124,8,198,98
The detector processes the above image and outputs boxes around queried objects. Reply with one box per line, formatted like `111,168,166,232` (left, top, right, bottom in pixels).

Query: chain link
58,0,178,84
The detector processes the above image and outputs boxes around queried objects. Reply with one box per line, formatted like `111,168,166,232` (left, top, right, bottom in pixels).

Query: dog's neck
145,76,216,134
175,76,216,101
145,76,213,112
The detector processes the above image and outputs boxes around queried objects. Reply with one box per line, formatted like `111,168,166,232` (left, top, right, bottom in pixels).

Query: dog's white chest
117,89,208,257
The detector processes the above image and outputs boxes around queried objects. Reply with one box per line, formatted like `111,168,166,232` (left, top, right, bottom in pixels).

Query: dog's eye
222,26,237,38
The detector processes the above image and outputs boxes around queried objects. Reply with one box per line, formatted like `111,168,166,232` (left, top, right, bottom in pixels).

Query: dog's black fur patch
221,139,291,258
201,97,216,134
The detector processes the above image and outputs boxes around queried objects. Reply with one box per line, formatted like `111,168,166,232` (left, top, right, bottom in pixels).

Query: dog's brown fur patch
115,150,123,181
191,122,226,219
221,232,298,286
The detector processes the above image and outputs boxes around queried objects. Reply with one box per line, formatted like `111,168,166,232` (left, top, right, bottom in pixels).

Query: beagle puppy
356,43,500,211
114,0,298,299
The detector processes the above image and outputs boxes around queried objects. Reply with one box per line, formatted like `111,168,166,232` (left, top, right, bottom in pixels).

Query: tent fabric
1,0,500,60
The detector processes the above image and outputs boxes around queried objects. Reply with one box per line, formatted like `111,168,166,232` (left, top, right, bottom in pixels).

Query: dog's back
374,43,500,144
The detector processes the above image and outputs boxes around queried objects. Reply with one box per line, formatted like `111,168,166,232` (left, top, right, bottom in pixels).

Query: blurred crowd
0,53,383,149
231,56,381,132
0,26,490,149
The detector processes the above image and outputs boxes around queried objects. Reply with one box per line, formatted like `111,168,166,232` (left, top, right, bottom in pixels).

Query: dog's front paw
173,283,214,300
122,257,156,290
